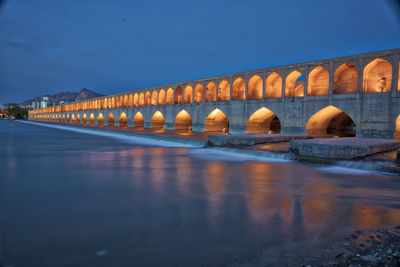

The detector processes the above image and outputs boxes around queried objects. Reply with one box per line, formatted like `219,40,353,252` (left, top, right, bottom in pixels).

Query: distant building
0,105,7,114
32,96,50,109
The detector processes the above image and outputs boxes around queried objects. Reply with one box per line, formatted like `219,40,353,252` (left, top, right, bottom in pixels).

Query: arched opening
306,106,356,137
363,58,392,93
184,85,193,103
194,83,204,103
82,114,87,124
115,96,119,108
166,88,174,104
119,96,123,107
285,71,304,97
265,72,282,98
133,112,144,129
97,113,104,126
308,66,329,96
107,113,114,126
205,82,216,102
247,107,281,134
128,94,133,107
139,93,145,106
66,114,70,123
175,110,192,131
151,91,158,105
205,109,229,133
218,80,230,101
151,111,165,129
111,97,116,108
334,63,358,94
248,75,263,99
89,113,95,126
232,77,245,100
145,91,151,106
71,114,75,124
175,86,183,104
119,112,128,127
123,95,128,107
76,114,81,124
134,93,139,107
395,115,400,139
158,89,166,105
62,115,65,123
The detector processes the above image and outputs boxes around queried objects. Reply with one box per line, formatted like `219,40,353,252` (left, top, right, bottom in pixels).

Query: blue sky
0,0,399,103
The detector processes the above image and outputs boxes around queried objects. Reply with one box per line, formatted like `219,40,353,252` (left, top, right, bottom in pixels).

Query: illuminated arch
151,91,158,105
66,114,70,123
306,106,356,137
97,113,104,126
232,77,245,100
247,107,281,134
205,109,229,133
205,82,216,102
285,71,304,97
265,72,282,98
308,66,329,96
133,93,139,107
119,112,128,127
175,86,183,104
158,89,166,105
104,98,108,109
334,63,358,94
184,85,193,103
89,113,95,126
71,114,75,124
194,83,204,103
218,80,230,101
145,91,151,106
107,113,114,126
363,58,392,93
248,75,263,99
166,88,174,104
123,95,128,107
139,92,145,106
396,115,400,139
82,114,87,124
175,110,192,131
76,114,81,124
128,94,133,107
111,97,116,108
151,111,165,129
133,112,144,129
62,114,65,123
119,95,123,107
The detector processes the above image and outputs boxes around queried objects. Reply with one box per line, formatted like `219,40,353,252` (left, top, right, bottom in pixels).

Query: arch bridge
30,49,400,139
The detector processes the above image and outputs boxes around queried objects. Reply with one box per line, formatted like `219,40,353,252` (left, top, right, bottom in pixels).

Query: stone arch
133,112,144,129
306,106,356,137
396,115,400,139
334,63,358,94
82,114,87,124
232,77,245,100
71,114,75,124
134,93,139,107
184,85,193,103
285,71,304,97
205,82,216,102
205,108,229,133
166,88,174,104
151,91,158,105
76,114,81,124
158,89,166,105
218,80,230,101
62,114,65,123
128,94,133,107
97,113,104,126
308,66,329,96
247,107,281,134
151,111,165,129
194,83,204,103
89,113,95,126
66,114,70,123
107,113,114,126
248,75,263,99
139,93,145,106
363,58,392,93
145,91,151,106
123,95,128,107
175,110,192,131
175,86,183,104
265,72,282,98
111,97,116,108
119,112,128,127
119,95,124,107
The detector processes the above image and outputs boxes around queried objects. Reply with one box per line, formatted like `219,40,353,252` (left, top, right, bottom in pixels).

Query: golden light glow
82,114,87,124
395,115,400,139
151,91,158,106
205,82,216,102
133,111,144,129
151,111,164,129
71,114,75,124
158,89,165,105
334,63,358,94
218,80,230,101
232,77,245,100
128,94,133,107
89,113,95,126
308,66,329,96
247,107,280,134
194,83,204,103
134,93,139,107
175,110,192,131
285,71,304,97
166,88,174,104
139,92,145,106
363,58,392,93
77,114,81,124
107,113,114,126
97,113,104,126
145,91,151,106
184,85,193,103
175,86,183,104
119,112,128,127
248,75,263,99
265,72,282,98
205,108,229,133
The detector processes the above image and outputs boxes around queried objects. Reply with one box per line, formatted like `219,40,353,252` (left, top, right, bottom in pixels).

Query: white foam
19,121,198,148
316,166,375,175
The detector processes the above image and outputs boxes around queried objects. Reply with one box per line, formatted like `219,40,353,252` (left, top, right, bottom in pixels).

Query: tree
7,104,28,119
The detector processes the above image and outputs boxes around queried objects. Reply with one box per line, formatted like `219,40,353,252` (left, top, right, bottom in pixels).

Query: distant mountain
20,88,104,106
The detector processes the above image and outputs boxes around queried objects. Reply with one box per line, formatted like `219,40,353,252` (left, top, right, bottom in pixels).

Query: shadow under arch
247,107,281,134
205,108,229,133
151,111,165,130
306,106,356,137
119,112,128,127
97,113,104,126
133,111,144,129
175,110,192,131
107,113,114,127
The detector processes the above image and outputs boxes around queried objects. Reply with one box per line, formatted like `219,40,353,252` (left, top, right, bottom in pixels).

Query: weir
29,49,400,139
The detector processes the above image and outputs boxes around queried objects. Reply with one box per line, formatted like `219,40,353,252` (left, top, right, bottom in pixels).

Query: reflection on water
1,121,400,267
